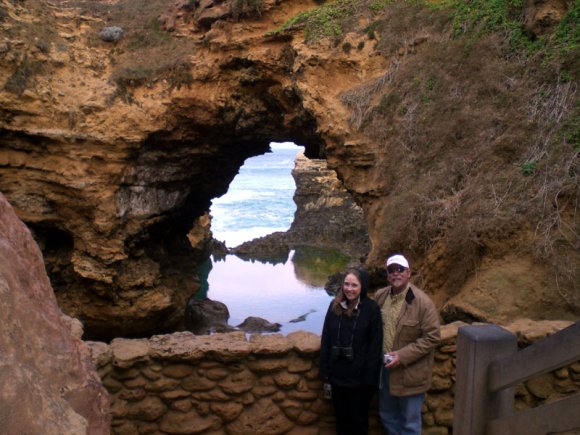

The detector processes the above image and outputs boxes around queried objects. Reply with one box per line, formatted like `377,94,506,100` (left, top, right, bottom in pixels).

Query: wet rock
238,316,282,333
289,309,316,324
232,232,290,263
210,238,229,257
324,271,345,296
185,297,234,334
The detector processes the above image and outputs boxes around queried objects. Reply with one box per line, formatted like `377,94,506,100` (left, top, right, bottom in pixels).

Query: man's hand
385,351,400,368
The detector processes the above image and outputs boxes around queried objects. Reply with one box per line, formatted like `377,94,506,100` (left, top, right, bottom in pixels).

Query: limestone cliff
0,0,577,338
288,151,369,258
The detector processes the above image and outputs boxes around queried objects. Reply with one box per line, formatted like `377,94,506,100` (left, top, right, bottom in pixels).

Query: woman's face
343,273,362,301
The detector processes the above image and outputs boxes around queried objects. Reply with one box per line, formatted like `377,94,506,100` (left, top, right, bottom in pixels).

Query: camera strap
336,308,360,347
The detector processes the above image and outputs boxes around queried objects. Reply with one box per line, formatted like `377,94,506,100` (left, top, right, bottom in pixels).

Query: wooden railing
453,322,580,435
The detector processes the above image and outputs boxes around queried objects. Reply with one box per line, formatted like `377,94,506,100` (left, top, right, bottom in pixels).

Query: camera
384,353,394,365
323,383,332,399
332,346,354,361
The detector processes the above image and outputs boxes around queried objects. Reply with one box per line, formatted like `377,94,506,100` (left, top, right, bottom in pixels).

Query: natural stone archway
0,0,332,340
0,0,577,339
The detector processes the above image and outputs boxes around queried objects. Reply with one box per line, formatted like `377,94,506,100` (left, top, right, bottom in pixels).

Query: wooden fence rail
453,322,580,435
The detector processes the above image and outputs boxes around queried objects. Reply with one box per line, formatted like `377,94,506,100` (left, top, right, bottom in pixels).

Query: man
374,253,440,434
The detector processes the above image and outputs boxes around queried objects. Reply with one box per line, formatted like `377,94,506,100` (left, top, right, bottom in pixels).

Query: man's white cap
386,254,409,269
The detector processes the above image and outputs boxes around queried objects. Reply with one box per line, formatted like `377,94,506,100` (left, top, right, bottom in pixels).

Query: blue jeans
379,366,424,435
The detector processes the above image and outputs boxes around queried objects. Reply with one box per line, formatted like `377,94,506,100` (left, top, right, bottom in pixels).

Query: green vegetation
326,0,578,297
369,0,392,14
269,0,360,42
521,161,538,176
432,0,579,64
272,0,578,65
432,0,524,36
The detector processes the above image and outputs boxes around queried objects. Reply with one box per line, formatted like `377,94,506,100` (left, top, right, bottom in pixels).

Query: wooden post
453,324,517,435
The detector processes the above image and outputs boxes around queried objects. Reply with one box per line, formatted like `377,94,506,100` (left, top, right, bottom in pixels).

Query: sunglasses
387,265,407,274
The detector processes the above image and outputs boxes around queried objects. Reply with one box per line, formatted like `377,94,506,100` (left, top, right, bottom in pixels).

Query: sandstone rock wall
0,193,110,434
90,320,579,434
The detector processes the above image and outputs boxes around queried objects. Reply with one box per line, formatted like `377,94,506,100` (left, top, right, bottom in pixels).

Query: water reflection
292,245,352,290
200,246,350,335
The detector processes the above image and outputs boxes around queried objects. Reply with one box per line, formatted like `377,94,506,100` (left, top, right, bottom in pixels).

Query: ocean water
205,143,349,335
211,142,303,248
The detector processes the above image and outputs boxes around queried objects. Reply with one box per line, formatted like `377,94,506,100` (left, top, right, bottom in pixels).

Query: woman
319,268,383,435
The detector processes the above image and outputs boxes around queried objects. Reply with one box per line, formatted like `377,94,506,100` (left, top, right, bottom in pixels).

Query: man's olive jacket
374,283,441,396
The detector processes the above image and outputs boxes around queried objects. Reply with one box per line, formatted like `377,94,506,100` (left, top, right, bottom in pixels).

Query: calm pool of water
198,246,351,335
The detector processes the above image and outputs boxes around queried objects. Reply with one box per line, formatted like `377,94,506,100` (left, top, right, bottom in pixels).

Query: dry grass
340,62,399,128
63,0,197,101
340,1,579,305
1,0,196,98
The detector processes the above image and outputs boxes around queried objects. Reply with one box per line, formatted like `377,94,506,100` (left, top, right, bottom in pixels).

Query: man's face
386,264,410,293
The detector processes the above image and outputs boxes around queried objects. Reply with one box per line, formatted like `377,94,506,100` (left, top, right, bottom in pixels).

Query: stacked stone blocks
89,320,579,434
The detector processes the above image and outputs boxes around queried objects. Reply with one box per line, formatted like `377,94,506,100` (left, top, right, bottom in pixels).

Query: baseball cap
385,254,409,269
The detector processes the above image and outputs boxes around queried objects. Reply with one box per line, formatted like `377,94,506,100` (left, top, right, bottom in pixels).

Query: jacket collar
340,296,361,310
388,285,416,304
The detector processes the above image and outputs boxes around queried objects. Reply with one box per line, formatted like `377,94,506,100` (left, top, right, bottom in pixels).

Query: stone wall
89,320,579,434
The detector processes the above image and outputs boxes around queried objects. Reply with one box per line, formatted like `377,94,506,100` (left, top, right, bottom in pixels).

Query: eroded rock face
288,151,369,258
0,193,110,434
0,0,322,339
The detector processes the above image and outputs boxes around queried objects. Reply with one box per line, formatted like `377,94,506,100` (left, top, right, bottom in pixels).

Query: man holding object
374,254,440,434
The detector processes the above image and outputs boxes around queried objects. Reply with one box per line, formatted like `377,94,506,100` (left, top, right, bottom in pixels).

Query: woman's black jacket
319,297,383,387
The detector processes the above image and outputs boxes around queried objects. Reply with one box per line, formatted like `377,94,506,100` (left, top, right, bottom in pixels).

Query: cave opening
210,141,303,248
28,223,75,291
188,141,353,336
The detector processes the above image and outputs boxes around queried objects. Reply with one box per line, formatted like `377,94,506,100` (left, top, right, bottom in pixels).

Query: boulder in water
231,232,290,264
185,297,235,334
237,316,281,333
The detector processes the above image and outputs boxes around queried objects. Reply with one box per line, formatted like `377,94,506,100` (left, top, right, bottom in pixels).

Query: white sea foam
210,143,303,247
